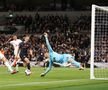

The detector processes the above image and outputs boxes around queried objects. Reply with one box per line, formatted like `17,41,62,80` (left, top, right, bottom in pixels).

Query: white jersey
10,39,22,56
0,52,4,60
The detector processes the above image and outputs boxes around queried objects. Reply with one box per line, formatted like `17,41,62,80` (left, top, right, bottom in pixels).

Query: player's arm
40,59,53,77
44,33,53,52
2,37,12,46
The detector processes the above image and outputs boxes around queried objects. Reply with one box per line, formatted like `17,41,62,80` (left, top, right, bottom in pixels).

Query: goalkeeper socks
4,61,13,72
27,63,31,70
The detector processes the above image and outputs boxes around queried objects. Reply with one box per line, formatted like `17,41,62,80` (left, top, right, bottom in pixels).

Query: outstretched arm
40,59,53,77
44,33,53,52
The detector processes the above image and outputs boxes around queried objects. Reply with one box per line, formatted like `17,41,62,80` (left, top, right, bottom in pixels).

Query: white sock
15,64,19,71
4,61,13,72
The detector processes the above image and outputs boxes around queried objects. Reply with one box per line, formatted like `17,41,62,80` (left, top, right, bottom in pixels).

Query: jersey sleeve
0,52,5,59
44,36,53,52
19,39,22,43
9,41,13,45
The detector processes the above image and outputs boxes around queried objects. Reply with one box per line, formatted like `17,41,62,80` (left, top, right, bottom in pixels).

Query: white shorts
0,52,4,60
14,50,20,57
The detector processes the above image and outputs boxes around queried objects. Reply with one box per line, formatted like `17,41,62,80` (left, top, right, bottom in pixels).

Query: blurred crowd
7,13,70,34
0,13,92,67
95,34,108,63
0,32,90,67
6,13,91,34
0,2,90,12
72,15,91,32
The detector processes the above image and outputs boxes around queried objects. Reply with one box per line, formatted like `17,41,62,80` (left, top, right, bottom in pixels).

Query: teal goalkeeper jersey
43,35,77,75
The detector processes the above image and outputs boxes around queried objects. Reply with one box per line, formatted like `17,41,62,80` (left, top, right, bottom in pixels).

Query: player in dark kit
19,35,33,76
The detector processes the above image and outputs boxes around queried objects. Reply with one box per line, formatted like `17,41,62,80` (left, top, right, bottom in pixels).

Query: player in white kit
0,47,17,74
10,35,22,72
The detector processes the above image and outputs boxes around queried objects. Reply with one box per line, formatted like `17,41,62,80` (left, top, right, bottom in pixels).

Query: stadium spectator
6,13,70,34
72,15,91,32
0,32,90,67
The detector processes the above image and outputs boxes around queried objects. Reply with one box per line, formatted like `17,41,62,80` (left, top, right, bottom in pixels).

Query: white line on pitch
0,79,86,88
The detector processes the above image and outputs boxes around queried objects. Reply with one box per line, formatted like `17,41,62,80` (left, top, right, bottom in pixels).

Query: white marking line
0,71,26,74
0,79,86,88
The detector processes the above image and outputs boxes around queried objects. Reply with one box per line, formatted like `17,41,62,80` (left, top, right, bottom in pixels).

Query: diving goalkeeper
40,33,84,77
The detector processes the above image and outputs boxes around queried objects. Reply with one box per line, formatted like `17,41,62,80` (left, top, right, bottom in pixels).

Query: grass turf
0,67,108,90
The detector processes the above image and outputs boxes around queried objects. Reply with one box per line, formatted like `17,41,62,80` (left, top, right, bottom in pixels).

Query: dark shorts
19,52,28,61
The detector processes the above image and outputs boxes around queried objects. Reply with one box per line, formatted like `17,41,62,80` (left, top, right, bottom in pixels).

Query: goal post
90,4,108,80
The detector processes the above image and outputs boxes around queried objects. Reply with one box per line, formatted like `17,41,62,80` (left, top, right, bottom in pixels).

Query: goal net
90,5,108,80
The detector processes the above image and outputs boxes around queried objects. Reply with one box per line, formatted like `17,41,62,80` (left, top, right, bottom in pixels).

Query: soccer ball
25,69,31,76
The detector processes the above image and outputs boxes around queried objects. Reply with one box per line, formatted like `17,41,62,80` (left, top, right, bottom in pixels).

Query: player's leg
20,53,31,75
11,51,18,67
0,54,17,74
11,54,20,72
11,57,17,67
63,54,84,70
14,55,20,72
68,59,84,70
23,57,31,76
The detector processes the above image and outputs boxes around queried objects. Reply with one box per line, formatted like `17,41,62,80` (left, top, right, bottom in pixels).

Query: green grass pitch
0,67,108,90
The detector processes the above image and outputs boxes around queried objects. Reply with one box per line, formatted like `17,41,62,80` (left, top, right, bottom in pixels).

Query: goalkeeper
40,33,84,77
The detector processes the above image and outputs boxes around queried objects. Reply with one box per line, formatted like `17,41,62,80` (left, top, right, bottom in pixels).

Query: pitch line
0,79,86,88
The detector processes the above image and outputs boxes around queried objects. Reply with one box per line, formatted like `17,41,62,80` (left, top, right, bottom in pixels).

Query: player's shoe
40,73,45,77
16,71,19,73
11,70,17,74
25,69,31,76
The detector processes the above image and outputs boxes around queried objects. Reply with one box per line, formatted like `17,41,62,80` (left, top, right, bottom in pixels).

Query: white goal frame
90,4,108,80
